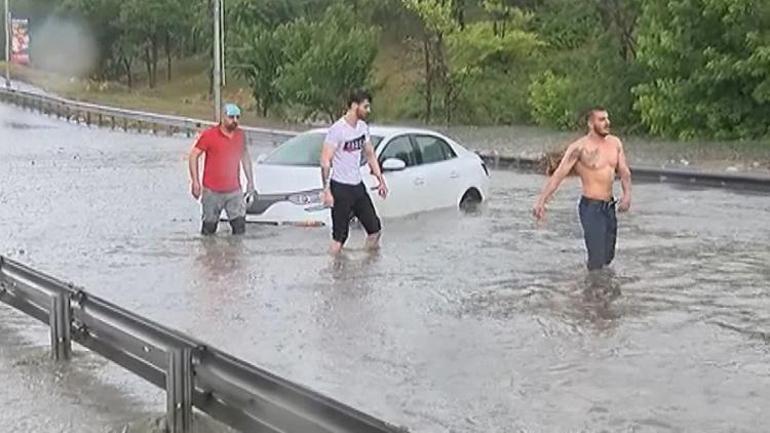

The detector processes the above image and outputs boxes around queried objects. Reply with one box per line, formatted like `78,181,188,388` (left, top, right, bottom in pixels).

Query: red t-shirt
194,126,244,192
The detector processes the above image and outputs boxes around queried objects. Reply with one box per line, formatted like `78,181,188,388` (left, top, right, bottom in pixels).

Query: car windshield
263,132,384,166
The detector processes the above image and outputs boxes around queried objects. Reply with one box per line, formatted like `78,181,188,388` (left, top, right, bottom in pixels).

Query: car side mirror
382,158,406,171
256,153,267,163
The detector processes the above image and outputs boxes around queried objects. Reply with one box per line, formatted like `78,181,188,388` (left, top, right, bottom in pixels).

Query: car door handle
450,171,460,178
413,177,425,186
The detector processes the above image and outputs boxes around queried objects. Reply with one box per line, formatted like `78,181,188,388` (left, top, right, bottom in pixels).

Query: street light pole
4,0,10,88
212,0,222,121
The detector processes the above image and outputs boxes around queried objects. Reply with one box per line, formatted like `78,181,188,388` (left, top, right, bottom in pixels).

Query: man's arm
320,142,335,189
188,146,203,199
240,144,255,191
616,139,632,212
320,141,335,206
364,141,388,198
535,141,581,207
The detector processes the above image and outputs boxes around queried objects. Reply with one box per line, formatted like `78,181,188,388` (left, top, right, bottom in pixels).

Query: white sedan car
245,126,490,226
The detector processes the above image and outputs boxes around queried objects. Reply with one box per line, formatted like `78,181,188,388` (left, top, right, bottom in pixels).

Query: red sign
11,18,30,65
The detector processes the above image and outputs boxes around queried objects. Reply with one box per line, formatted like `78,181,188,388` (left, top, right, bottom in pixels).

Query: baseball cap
224,103,241,117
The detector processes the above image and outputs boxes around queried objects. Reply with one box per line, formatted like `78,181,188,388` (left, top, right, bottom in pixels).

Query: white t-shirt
324,117,370,185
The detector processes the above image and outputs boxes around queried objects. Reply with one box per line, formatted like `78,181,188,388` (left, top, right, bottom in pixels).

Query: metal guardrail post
167,347,194,433
49,291,72,360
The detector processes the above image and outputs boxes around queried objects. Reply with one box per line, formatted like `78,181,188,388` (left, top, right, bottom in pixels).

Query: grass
1,57,305,131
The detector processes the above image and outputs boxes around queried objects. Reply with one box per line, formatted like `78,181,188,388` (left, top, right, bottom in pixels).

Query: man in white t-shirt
320,88,388,255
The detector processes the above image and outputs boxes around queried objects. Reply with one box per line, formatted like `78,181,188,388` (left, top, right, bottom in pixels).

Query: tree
159,0,190,82
402,0,542,123
524,0,644,131
633,0,770,139
448,17,543,123
230,24,287,117
401,0,457,122
275,4,380,121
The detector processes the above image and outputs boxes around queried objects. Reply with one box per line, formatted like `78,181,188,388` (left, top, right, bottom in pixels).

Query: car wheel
459,188,482,212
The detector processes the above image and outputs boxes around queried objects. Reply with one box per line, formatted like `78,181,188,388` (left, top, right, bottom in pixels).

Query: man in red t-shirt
188,103,255,235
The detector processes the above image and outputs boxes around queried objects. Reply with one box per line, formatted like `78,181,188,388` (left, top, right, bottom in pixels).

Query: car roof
304,124,449,138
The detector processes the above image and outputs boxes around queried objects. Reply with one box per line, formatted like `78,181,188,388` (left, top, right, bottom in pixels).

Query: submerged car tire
459,188,483,212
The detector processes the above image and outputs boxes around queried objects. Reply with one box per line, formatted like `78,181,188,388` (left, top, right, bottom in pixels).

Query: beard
593,125,609,137
225,122,238,131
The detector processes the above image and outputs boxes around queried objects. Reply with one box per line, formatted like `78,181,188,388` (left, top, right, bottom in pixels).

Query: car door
412,133,460,210
363,134,421,218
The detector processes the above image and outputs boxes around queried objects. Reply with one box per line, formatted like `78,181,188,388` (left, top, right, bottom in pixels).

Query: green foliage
447,18,541,71
51,0,196,85
523,0,644,132
231,3,379,121
632,0,770,139
230,24,286,117
14,0,770,140
527,70,579,129
401,0,542,124
276,5,380,121
446,21,543,124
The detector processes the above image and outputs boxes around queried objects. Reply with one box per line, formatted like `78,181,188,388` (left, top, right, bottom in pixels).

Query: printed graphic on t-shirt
342,134,366,152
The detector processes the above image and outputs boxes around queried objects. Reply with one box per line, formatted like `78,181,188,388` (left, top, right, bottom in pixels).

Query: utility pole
212,0,221,121
220,0,225,88
4,0,10,88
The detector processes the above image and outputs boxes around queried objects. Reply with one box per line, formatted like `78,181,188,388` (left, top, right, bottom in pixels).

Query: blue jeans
578,196,618,270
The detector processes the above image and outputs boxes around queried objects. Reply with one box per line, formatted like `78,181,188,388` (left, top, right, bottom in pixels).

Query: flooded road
1,102,770,433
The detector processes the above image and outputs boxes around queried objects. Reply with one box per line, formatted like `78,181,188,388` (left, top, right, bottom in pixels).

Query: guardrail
475,151,770,192
0,255,405,433
3,85,770,191
0,86,297,146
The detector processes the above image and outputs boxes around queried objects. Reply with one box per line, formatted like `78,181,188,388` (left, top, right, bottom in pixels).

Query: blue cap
224,103,241,117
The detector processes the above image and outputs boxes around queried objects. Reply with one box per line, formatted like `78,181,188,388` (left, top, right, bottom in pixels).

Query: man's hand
323,189,334,208
532,200,546,222
376,177,388,199
191,181,202,200
618,196,631,212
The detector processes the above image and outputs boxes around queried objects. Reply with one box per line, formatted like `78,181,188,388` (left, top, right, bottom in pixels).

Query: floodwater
1,101,769,433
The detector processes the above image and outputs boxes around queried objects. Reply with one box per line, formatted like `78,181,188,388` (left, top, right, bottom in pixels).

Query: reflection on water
194,236,249,282
574,268,624,329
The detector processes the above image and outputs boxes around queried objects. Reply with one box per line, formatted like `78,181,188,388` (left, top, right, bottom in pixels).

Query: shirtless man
533,107,632,270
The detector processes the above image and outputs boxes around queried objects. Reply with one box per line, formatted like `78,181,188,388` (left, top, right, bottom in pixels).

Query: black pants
578,196,617,270
330,180,381,244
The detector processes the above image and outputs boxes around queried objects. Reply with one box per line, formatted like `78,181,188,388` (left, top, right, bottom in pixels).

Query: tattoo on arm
568,147,581,161
320,142,335,189
321,167,330,189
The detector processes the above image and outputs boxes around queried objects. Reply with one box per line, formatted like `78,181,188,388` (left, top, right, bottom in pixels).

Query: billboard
11,18,30,65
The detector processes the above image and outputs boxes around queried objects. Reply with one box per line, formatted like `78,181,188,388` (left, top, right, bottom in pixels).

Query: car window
414,135,457,164
263,132,383,167
378,135,418,167
359,135,384,166
263,132,324,166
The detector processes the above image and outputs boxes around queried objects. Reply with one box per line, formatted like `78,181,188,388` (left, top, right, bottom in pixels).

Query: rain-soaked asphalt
2,101,770,433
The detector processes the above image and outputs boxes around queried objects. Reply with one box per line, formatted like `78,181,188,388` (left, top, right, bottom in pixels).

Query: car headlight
288,190,323,205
